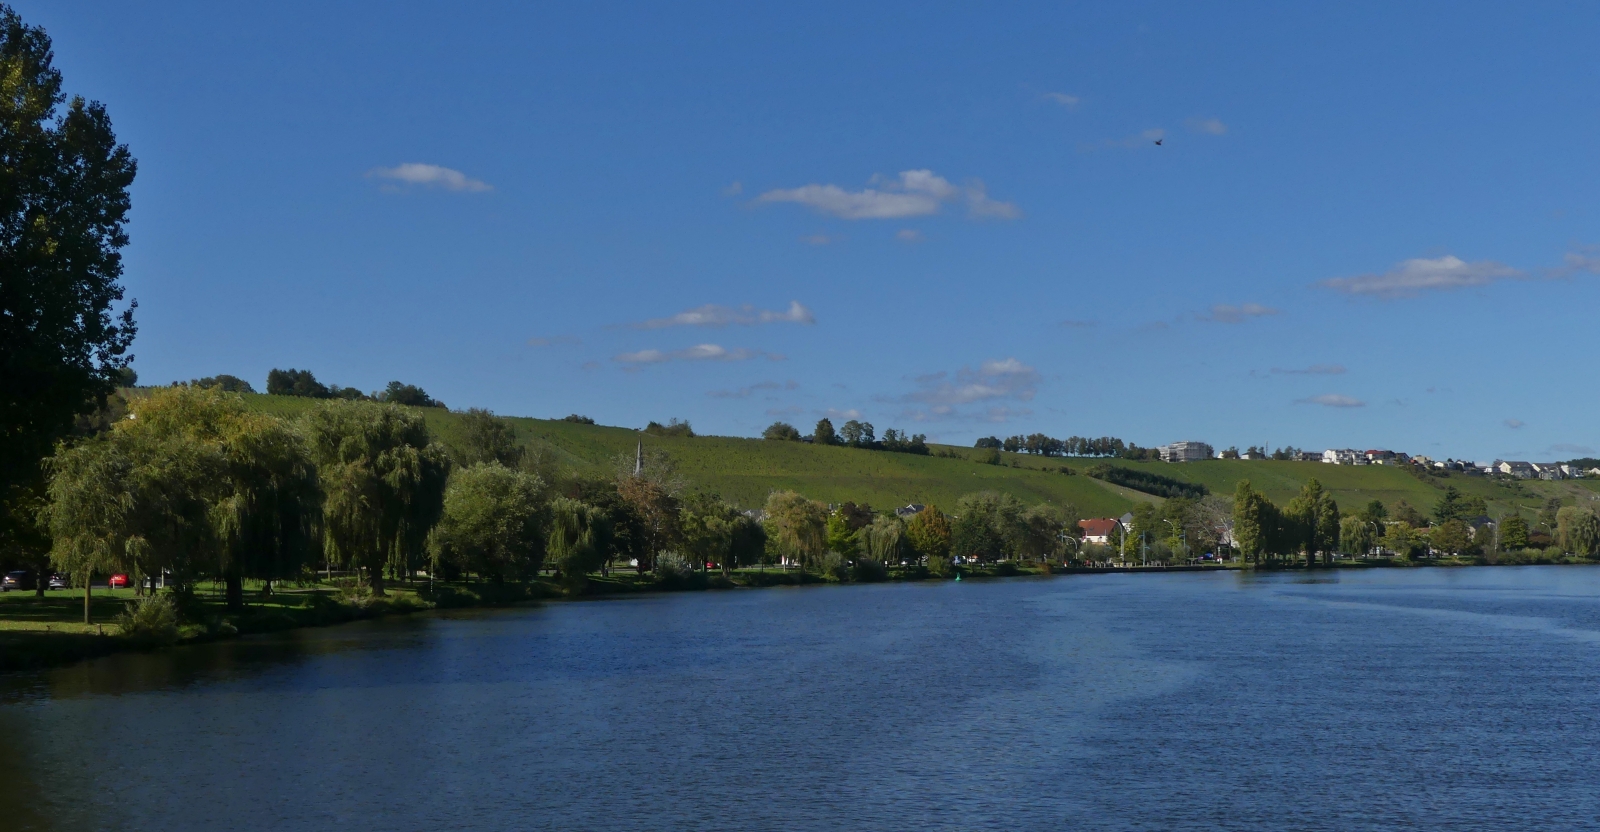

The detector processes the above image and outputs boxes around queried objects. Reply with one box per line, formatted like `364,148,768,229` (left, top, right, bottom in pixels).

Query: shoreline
3,557,1594,673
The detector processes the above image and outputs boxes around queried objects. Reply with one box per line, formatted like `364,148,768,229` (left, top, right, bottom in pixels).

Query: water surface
5,567,1600,831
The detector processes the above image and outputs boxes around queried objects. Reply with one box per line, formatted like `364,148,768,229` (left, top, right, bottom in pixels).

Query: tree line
974,434,1161,460
765,418,929,455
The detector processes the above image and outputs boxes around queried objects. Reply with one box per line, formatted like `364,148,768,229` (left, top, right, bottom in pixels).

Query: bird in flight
1153,138,1164,146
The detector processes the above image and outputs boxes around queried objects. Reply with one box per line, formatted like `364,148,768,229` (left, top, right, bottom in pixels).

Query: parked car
2,570,36,591
107,573,130,588
48,574,68,590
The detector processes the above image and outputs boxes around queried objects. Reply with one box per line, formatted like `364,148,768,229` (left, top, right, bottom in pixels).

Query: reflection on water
4,568,1600,831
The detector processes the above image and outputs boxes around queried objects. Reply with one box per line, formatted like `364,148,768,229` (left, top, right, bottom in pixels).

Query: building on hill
1241,449,1267,460
1491,460,1536,479
1322,449,1366,465
894,504,926,518
1158,441,1214,462
1364,449,1407,464
1078,518,1124,546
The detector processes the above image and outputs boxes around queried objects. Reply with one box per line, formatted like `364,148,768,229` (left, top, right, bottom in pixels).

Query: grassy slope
240,394,1590,519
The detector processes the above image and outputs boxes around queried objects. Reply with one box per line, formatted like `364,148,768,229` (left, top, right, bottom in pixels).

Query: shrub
654,551,697,584
116,593,180,647
819,551,849,581
994,561,1020,577
561,414,596,424
927,555,954,577
851,558,889,583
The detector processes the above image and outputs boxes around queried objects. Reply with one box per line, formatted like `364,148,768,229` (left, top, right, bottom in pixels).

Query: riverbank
5,555,1595,672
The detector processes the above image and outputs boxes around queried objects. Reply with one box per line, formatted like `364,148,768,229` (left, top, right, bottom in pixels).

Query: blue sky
26,1,1600,461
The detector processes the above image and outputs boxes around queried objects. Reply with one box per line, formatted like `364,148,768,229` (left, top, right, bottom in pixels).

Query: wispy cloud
367,163,492,192
1197,303,1279,323
756,169,1019,221
896,229,923,243
631,301,815,329
1270,364,1345,375
1504,419,1525,429
902,405,1032,424
902,358,1040,406
706,380,799,399
614,344,783,365
1295,394,1366,408
1552,247,1600,278
1320,255,1522,298
1550,443,1596,455
1186,117,1228,135
822,408,862,420
1043,92,1081,109
526,335,580,347
722,181,743,196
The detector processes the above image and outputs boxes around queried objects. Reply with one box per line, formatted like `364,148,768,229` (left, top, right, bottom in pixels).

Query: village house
1322,448,1366,465
1491,460,1537,479
893,504,926,518
1078,517,1124,546
1158,441,1214,462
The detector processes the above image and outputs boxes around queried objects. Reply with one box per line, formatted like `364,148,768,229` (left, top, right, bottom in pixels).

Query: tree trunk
83,576,92,625
369,565,386,596
224,571,244,612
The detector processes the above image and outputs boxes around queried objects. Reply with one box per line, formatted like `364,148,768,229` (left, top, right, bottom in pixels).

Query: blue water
4,567,1600,831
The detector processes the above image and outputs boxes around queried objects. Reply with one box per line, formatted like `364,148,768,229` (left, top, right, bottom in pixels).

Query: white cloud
823,408,862,420
1043,92,1081,109
900,358,1040,407
1295,394,1366,408
756,169,1018,221
367,163,492,192
614,344,782,365
722,180,743,196
526,335,580,347
1270,364,1345,375
1504,419,1525,429
1197,303,1279,323
632,301,815,329
706,380,799,399
896,229,923,243
1320,255,1522,298
1553,248,1600,277
1186,117,1228,135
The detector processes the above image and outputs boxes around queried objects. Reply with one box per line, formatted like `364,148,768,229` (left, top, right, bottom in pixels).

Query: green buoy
954,573,961,581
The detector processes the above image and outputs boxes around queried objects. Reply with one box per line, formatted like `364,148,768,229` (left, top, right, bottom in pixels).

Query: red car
107,573,130,588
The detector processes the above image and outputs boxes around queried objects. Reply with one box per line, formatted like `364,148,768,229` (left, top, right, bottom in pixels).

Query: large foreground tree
0,5,138,550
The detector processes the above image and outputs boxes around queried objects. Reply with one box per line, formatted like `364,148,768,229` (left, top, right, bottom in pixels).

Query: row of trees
765,418,929,455
265,368,446,409
975,434,1162,460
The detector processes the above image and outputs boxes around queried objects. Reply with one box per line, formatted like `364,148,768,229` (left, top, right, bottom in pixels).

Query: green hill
238,394,1597,520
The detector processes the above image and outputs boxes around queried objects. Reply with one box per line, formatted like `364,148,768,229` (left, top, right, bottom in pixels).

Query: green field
238,394,1595,519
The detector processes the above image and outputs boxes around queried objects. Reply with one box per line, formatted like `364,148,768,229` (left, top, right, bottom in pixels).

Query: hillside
238,394,1598,520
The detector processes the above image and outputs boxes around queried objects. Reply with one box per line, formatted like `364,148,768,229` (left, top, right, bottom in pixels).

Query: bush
851,558,889,583
645,419,694,438
994,561,1020,577
654,551,697,584
819,551,849,581
116,593,180,647
927,555,954,577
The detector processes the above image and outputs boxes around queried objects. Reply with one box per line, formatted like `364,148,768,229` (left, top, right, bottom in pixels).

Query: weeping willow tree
304,401,449,594
44,435,136,623
860,515,906,566
546,497,613,583
430,462,545,582
763,490,827,570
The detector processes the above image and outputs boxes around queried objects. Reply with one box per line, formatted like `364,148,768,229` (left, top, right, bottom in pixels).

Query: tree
1499,514,1530,550
266,368,330,398
825,510,859,555
191,375,255,394
859,515,906,565
763,490,827,569
561,414,596,425
1556,507,1600,557
546,496,611,582
0,6,138,557
1231,481,1268,562
1431,487,1483,524
812,418,838,445
1430,518,1470,556
727,514,766,575
1340,515,1377,557
1284,479,1338,564
762,421,802,441
304,401,450,594
1382,522,1424,559
952,492,1028,562
452,408,524,468
904,505,951,561
379,381,442,408
431,463,545,582
839,420,875,447
1392,499,1426,528
974,437,1002,449
44,436,135,623
617,474,679,573
1020,503,1076,561
680,493,737,573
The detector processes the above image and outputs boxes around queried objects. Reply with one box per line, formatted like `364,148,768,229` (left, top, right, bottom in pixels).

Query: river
4,567,1600,831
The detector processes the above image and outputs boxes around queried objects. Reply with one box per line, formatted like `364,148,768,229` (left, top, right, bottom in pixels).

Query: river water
4,567,1600,831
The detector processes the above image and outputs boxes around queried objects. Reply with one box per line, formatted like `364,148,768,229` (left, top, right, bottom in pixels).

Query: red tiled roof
1078,518,1121,537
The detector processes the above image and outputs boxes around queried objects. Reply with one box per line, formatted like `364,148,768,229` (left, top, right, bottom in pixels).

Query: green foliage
951,492,1020,563
451,408,524,468
825,510,859,555
851,557,888,582
379,381,443,409
266,368,330,398
1500,514,1530,550
303,401,450,594
763,490,827,569
546,496,611,582
645,418,694,437
190,375,255,394
1556,506,1600,556
762,421,802,441
432,463,545,581
0,5,138,554
1429,518,1471,555
115,592,179,647
1433,486,1488,524
1340,515,1378,556
812,418,838,445
818,551,849,581
561,414,595,424
859,515,906,564
926,554,953,577
905,505,952,560
1086,464,1208,499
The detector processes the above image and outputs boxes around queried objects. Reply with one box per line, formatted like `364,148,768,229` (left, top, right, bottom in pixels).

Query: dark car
1,570,36,591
